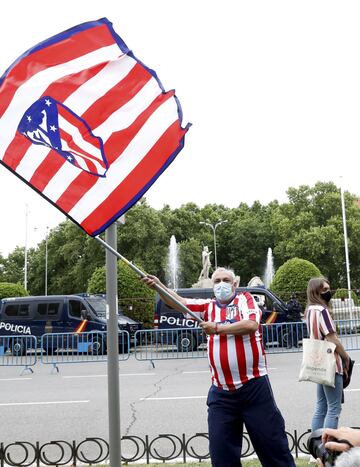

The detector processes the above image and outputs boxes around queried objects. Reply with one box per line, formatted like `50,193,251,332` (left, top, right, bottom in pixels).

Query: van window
69,300,82,319
4,303,30,319
36,302,62,320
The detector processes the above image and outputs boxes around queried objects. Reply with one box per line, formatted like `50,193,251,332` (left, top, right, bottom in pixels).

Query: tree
118,199,168,280
270,181,360,288
27,221,104,295
0,282,28,300
219,203,275,285
270,257,322,303
0,253,5,282
3,181,360,296
178,238,202,287
87,261,156,328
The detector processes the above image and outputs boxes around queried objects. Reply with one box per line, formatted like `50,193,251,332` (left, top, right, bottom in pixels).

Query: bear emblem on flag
18,96,108,177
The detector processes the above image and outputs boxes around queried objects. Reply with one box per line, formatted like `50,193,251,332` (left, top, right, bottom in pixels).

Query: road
0,349,359,447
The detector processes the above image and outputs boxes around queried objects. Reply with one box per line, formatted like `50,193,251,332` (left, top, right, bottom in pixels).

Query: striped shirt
305,305,343,375
185,292,267,390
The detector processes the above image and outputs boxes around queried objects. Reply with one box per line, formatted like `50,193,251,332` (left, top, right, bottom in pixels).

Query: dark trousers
207,375,295,467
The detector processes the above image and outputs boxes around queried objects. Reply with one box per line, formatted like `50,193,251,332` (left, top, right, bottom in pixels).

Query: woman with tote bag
305,277,350,432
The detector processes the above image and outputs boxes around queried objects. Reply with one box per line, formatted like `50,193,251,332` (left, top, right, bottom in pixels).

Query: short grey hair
211,267,236,282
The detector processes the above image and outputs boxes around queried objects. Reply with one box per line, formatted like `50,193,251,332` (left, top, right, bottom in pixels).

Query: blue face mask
213,281,234,302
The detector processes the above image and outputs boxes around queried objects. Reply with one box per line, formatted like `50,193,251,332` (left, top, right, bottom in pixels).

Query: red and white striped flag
0,18,190,236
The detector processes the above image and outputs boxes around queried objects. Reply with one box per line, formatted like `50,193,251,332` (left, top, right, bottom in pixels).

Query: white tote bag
299,338,336,388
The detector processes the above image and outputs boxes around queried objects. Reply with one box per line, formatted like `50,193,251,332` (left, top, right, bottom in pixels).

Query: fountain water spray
264,247,275,288
166,235,180,289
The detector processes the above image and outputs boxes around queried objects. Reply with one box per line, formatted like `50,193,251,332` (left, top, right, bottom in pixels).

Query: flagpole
24,204,29,291
340,181,353,320
95,236,203,323
105,223,122,467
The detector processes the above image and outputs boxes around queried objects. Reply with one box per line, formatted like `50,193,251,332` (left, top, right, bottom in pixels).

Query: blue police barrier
40,331,130,368
0,335,37,372
261,321,308,351
134,328,207,361
135,320,360,362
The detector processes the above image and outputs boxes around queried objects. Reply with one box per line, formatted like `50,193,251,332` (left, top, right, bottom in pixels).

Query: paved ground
0,349,359,447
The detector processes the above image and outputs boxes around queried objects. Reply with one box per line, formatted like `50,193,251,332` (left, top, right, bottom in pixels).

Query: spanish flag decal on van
75,319,88,334
265,312,278,324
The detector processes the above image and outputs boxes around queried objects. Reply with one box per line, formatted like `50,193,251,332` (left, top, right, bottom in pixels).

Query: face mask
320,290,332,303
214,281,234,302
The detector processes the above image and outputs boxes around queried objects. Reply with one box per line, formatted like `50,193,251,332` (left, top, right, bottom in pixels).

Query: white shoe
308,455,318,464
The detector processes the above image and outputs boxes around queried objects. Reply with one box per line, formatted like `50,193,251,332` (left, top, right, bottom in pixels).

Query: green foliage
87,261,156,328
271,181,360,288
28,222,105,295
333,288,359,305
0,282,29,300
178,238,202,287
118,200,168,280
3,181,360,300
0,247,26,284
271,257,322,303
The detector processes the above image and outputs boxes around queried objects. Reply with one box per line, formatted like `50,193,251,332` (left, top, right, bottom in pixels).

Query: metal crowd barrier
262,321,308,352
135,320,360,361
40,331,130,370
1,321,359,370
332,297,360,320
134,328,207,362
0,332,130,373
0,335,37,373
335,318,360,350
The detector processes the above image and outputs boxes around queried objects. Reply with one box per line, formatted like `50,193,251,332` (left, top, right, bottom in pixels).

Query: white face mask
213,281,234,302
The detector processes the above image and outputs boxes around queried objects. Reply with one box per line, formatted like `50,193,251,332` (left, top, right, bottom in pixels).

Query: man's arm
201,320,258,336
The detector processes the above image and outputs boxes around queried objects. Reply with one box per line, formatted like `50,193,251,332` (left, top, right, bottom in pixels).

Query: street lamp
34,226,49,295
199,220,228,269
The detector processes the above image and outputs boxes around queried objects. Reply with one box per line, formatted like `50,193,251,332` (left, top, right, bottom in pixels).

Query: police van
154,286,306,351
0,294,142,356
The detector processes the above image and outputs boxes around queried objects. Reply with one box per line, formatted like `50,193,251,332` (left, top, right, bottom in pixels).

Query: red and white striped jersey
186,292,267,390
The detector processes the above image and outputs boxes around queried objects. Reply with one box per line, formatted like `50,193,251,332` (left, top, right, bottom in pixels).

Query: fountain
166,235,180,289
263,247,275,288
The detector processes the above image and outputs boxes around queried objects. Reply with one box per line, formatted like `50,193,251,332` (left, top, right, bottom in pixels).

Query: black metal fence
0,429,328,466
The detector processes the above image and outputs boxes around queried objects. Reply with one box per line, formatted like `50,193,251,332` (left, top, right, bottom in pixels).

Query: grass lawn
118,459,310,466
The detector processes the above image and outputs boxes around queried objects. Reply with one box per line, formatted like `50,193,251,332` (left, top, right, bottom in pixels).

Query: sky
1,0,360,256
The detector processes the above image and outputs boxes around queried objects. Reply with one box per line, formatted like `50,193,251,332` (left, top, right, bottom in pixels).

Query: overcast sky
1,0,360,256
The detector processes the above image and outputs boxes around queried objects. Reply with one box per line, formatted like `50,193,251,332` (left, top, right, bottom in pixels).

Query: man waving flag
0,18,189,236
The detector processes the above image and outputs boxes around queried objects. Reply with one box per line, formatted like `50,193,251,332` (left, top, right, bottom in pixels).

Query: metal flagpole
95,236,203,323
24,204,29,291
105,223,121,467
340,181,353,321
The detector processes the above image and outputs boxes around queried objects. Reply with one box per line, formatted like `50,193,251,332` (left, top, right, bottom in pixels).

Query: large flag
0,18,189,236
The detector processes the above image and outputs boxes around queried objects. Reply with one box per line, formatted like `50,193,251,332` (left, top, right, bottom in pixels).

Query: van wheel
279,326,292,348
11,338,26,357
176,332,196,352
90,336,105,355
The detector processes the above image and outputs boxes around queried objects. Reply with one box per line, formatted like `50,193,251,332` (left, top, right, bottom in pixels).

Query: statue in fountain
192,246,213,288
199,246,212,281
